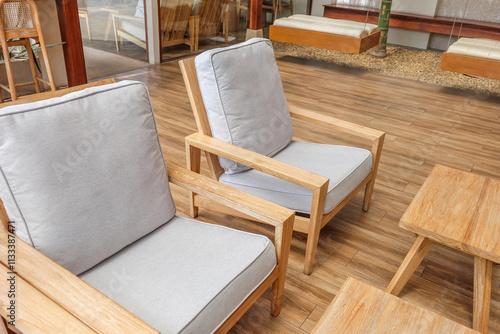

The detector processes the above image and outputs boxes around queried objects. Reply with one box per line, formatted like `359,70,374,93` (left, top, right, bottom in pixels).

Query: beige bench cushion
273,14,378,38
447,37,500,61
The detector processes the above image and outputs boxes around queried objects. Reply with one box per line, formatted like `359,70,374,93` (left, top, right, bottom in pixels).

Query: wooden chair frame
112,3,199,53
78,9,92,40
0,0,56,102
194,0,230,51
441,51,500,81
159,0,198,52
0,80,294,333
262,0,293,25
179,56,385,274
269,25,381,54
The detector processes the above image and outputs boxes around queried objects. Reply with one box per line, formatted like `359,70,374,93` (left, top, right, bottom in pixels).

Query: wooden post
246,0,263,39
56,0,87,86
370,0,392,58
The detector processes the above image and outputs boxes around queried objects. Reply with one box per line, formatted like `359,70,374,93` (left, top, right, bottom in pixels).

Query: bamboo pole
370,0,392,58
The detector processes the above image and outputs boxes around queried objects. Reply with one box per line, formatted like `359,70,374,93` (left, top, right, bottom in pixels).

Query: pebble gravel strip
272,41,500,97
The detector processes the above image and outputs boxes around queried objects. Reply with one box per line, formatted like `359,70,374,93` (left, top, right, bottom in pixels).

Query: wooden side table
386,164,500,333
312,277,479,333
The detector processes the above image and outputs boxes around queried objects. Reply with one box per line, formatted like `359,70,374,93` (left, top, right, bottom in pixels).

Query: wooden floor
115,55,500,333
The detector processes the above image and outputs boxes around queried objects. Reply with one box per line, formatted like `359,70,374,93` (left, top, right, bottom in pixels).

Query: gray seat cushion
79,216,276,334
219,141,372,214
195,38,294,174
0,81,176,275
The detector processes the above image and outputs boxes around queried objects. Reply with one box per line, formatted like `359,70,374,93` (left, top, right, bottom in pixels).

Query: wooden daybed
269,14,381,54
441,38,500,80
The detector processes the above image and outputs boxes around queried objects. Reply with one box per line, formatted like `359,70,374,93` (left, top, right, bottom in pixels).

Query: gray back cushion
0,81,176,275
195,38,294,174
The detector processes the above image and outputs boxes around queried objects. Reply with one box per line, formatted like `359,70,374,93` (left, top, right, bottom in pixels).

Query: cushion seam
139,83,177,215
209,52,236,147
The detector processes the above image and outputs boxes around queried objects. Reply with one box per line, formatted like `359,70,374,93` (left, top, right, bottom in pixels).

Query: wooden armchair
179,38,385,275
191,0,230,50
0,80,294,333
160,0,198,52
112,0,198,52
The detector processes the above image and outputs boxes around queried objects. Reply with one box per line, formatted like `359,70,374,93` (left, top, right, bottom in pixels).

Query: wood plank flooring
115,54,500,333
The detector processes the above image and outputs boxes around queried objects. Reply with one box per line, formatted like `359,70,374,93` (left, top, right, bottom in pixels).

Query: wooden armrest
0,264,96,333
168,167,295,229
185,133,329,191
289,105,385,141
0,214,158,334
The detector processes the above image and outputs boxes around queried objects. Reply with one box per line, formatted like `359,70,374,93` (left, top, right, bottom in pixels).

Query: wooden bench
269,14,381,54
322,4,500,40
441,38,500,80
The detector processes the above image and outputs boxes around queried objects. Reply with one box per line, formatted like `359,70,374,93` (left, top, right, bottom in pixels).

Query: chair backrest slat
159,0,194,42
197,0,227,38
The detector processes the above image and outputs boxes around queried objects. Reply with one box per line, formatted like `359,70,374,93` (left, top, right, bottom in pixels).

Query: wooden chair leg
194,15,200,52
363,178,375,212
24,39,41,94
386,235,434,295
473,257,493,333
104,13,113,41
186,141,201,218
363,134,384,211
224,10,229,44
270,214,293,316
303,184,328,275
189,15,199,53
1,46,17,101
112,16,120,51
85,14,92,41
37,39,57,92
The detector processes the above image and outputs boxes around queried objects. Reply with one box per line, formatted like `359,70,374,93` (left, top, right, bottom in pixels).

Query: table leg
386,235,434,295
473,257,493,333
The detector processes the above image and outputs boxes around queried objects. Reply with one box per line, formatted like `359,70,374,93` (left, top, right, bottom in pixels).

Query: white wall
431,0,500,50
146,0,161,64
436,0,500,23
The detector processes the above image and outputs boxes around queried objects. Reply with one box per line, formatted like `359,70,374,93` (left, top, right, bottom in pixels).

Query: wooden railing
323,5,500,41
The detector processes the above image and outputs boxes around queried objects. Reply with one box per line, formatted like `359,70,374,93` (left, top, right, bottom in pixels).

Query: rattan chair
0,0,56,102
